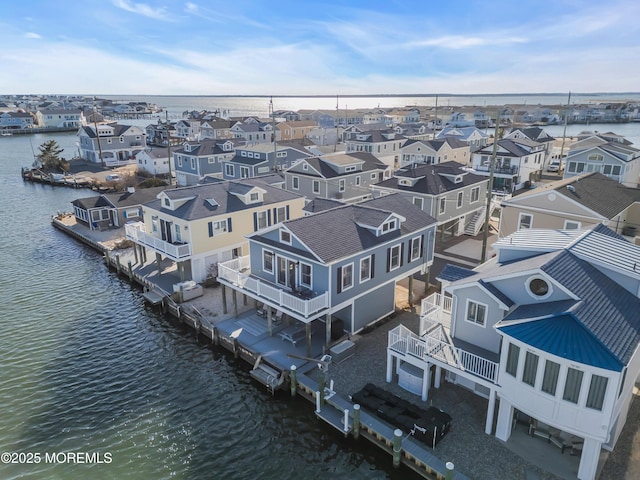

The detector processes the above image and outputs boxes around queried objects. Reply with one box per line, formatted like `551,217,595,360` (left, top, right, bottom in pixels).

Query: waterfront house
504,127,556,167
498,172,640,238
135,147,172,177
174,119,199,140
0,111,34,130
200,119,235,140
393,123,434,141
78,122,147,167
387,224,640,480
372,161,490,238
72,186,167,231
230,119,274,144
35,109,82,129
284,151,391,203
145,121,179,147
173,138,240,186
125,179,306,283
344,127,407,169
275,120,318,141
222,144,310,180
217,193,436,343
437,126,489,152
562,132,640,187
399,138,471,168
470,137,547,192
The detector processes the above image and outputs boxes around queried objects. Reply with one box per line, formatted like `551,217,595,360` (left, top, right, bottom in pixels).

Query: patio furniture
279,324,306,346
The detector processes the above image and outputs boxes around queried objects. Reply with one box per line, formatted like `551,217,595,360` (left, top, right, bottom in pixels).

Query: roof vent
567,185,576,193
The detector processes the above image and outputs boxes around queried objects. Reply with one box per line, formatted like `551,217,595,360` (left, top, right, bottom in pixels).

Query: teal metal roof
498,314,624,371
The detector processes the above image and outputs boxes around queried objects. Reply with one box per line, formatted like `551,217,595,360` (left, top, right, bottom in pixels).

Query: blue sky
1,0,638,95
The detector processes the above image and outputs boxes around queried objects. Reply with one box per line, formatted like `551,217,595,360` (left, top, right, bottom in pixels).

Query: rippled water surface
0,133,416,480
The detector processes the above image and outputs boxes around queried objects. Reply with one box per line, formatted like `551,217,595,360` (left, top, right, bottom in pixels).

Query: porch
217,256,329,321
125,222,192,261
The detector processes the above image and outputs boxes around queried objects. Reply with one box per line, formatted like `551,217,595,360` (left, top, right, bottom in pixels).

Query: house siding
450,286,503,353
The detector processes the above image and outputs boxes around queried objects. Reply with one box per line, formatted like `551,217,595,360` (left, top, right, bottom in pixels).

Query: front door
277,257,296,289
160,219,173,243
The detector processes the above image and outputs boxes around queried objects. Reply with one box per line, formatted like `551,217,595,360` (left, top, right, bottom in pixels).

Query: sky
1,0,639,96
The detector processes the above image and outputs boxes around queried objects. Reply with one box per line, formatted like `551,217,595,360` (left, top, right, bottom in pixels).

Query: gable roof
263,193,435,263
375,161,487,194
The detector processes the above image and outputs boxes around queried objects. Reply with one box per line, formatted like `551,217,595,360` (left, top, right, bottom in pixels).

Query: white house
387,224,640,480
36,109,82,129
135,147,172,176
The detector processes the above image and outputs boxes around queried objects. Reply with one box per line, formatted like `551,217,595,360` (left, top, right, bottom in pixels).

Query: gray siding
353,282,395,331
451,286,503,354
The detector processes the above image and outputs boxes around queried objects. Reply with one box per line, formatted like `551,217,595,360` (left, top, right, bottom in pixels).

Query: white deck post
421,364,430,402
495,397,513,441
578,438,602,480
485,388,496,435
386,350,394,383
434,365,442,389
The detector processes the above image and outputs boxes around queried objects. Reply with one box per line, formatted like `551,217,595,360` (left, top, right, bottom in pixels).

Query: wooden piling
127,261,133,281
353,404,360,439
392,429,403,468
290,365,297,397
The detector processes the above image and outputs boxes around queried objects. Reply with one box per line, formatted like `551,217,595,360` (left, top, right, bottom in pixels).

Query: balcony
388,324,498,384
217,256,329,319
125,222,192,261
420,292,451,335
473,164,519,176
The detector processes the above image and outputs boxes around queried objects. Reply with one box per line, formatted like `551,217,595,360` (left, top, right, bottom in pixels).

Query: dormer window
249,192,260,202
382,219,396,233
399,179,411,186
164,197,171,207
527,276,552,299
280,230,291,244
345,166,357,173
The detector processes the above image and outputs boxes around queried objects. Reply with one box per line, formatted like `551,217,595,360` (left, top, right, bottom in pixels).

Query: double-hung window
360,256,372,282
563,368,584,404
518,213,533,230
262,250,274,273
541,360,560,396
341,264,353,291
389,245,401,271
300,263,312,287
410,236,422,261
522,352,539,387
506,343,520,377
439,197,446,215
586,375,608,411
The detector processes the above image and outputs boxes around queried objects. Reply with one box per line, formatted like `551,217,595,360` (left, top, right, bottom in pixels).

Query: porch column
421,364,430,402
232,289,238,317
578,438,602,480
134,245,139,265
495,397,513,441
221,284,227,314
386,351,394,383
325,313,332,346
178,262,185,282
423,267,430,293
267,308,273,336
155,252,162,275
485,389,497,435
305,323,312,358
408,275,414,308
434,365,442,389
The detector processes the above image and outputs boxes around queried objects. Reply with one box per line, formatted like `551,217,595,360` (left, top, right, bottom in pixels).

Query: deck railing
388,324,498,384
125,222,192,260
420,292,452,335
218,256,329,318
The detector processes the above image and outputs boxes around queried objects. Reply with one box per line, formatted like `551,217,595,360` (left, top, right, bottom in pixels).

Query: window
249,192,259,202
151,215,158,233
355,175,361,186
588,153,604,161
506,343,520,377
522,352,539,387
178,157,183,167
256,211,268,230
280,230,291,244
300,263,312,287
225,164,234,177
518,213,533,230
338,179,345,192
413,197,424,210
302,163,308,170
292,176,299,190
191,158,196,170
341,264,353,291
439,197,446,215
466,300,486,327
541,360,560,396
207,219,228,237
240,166,250,179
164,198,171,207
563,368,584,404
527,277,551,298
360,256,372,282
586,375,608,411
457,191,463,208
410,236,422,261
371,172,377,180
389,244,401,270
174,223,182,243
382,219,396,233
564,220,581,230
208,157,215,164
345,165,357,172
263,250,274,273
312,180,320,194
471,186,480,203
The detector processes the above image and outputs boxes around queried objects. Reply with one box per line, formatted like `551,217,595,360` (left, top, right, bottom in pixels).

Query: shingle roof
297,152,385,179
271,193,435,263
302,198,344,214
376,161,487,194
144,179,303,221
103,186,167,208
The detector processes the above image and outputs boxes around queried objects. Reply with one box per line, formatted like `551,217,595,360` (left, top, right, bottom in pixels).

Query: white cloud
24,32,41,39
185,2,198,14
408,35,527,49
110,0,172,21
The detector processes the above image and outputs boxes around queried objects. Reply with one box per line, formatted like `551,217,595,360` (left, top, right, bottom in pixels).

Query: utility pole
559,92,571,165
166,110,173,185
93,106,105,168
480,110,501,263
270,97,278,171
334,95,339,152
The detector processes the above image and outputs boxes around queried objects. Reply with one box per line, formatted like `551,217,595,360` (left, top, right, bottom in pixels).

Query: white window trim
413,197,424,210
410,236,422,261
564,220,581,230
338,179,346,192
518,212,533,230
262,250,274,273
389,244,401,271
526,275,553,300
359,256,372,283
470,186,480,204
439,197,446,215
280,229,292,244
465,299,487,328
341,263,354,291
292,176,299,190
457,191,463,208
299,262,312,288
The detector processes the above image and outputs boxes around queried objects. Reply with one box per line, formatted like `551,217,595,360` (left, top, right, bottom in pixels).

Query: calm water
0,132,414,479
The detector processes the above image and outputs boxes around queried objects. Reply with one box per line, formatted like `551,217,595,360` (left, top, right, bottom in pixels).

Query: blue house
173,138,242,186
217,194,436,346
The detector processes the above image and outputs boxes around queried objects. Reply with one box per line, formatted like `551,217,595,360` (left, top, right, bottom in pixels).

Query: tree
37,140,68,172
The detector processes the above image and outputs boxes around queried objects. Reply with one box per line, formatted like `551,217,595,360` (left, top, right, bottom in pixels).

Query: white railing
388,324,498,384
125,223,192,260
420,292,452,334
217,256,329,318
